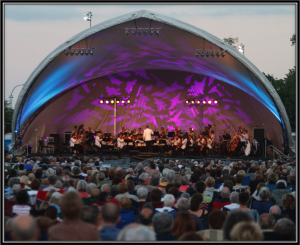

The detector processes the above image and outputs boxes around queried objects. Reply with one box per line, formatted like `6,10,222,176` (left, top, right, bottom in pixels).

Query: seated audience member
153,212,177,241
45,206,58,223
137,187,148,202
272,180,291,206
13,190,31,216
46,190,56,202
81,205,100,229
204,177,217,197
258,214,277,241
249,173,265,195
195,181,212,202
11,215,40,241
252,182,267,201
178,232,206,241
155,194,176,213
30,179,41,191
172,212,196,238
280,193,295,224
49,192,63,216
229,221,263,241
212,187,231,211
199,210,226,241
77,180,89,198
115,183,139,202
266,173,278,191
223,210,253,240
36,216,55,240
233,172,250,193
250,187,274,215
236,191,259,222
117,223,156,241
48,191,99,241
139,208,155,232
135,173,158,192
222,191,239,213
188,194,208,229
117,197,134,229
150,188,163,203
273,218,295,240
43,175,60,191
179,176,189,192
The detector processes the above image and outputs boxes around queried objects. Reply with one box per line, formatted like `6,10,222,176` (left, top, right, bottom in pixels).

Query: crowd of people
4,154,296,241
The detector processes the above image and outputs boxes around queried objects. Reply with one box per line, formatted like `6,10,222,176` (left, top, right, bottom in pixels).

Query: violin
200,137,207,152
175,138,183,152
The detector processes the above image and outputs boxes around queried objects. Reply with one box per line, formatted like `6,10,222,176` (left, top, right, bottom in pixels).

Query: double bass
78,124,87,153
174,138,182,152
199,136,207,153
228,132,240,155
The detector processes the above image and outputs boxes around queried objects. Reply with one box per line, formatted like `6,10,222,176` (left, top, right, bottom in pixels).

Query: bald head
221,187,230,198
28,173,35,181
11,215,39,241
102,203,120,224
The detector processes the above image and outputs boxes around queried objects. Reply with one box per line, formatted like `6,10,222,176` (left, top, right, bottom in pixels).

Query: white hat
51,192,63,199
229,163,233,168
194,161,198,165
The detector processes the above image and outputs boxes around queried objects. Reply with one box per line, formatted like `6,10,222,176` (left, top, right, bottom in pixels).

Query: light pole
238,45,245,56
83,12,92,27
9,84,24,109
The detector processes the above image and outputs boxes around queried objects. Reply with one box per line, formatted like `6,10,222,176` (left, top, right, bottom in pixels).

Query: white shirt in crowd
143,128,154,141
95,136,102,147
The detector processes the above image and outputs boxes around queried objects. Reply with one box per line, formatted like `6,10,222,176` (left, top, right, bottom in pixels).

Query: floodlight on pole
83,12,92,27
238,45,245,56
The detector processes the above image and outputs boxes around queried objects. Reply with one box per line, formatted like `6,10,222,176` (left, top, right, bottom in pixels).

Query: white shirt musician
206,138,212,149
189,138,194,147
210,131,216,143
171,136,181,146
95,134,102,148
117,136,125,149
143,126,154,141
244,130,249,142
69,136,77,147
181,138,188,150
239,133,246,142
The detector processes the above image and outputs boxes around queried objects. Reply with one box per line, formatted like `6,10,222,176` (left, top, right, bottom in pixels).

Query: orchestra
68,124,255,157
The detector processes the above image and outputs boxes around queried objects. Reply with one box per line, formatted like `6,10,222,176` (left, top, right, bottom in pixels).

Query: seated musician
117,133,126,152
160,127,166,136
132,129,137,135
120,127,126,134
95,133,102,154
210,130,216,144
106,135,114,148
138,128,143,135
88,127,95,134
188,127,195,140
154,135,160,145
74,134,83,154
181,135,188,154
187,135,194,151
72,126,78,135
69,134,77,154
171,135,181,152
127,134,134,150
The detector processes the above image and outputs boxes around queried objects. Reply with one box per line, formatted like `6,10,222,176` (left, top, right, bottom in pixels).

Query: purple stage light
30,145,32,147
94,136,96,138
46,137,49,139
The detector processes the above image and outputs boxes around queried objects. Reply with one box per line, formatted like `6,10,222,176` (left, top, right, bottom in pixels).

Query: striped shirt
197,229,224,241
13,205,31,216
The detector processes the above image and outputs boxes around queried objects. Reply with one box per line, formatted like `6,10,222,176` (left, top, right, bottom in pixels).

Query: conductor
143,125,154,152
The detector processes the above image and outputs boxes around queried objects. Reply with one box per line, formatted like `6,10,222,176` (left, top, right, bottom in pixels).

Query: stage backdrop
23,69,283,151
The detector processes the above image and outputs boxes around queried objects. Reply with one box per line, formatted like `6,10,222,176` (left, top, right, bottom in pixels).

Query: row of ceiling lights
64,48,94,56
185,99,218,104
100,99,130,104
125,28,161,36
195,49,226,58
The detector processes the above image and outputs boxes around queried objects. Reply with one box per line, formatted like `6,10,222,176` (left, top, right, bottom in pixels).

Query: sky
4,3,296,109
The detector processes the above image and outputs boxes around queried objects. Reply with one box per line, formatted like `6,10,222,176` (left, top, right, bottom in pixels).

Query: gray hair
12,184,21,196
180,176,189,185
137,188,148,199
163,194,175,207
269,205,281,214
139,173,149,184
48,174,57,185
77,180,87,192
117,224,156,241
258,214,275,230
181,192,190,199
166,170,175,183
185,168,192,175
177,197,189,211
101,184,111,193
127,168,133,174
46,168,54,177
274,218,295,236
9,177,20,188
162,168,170,176
259,187,270,200
11,215,38,241
54,180,63,189
62,175,70,182
230,191,239,204
276,179,287,188
153,212,174,234
86,183,97,194
221,187,230,198
74,160,81,166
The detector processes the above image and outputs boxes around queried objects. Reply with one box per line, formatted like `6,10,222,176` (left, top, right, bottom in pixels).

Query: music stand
159,139,166,154
153,131,159,136
168,132,175,138
137,134,143,141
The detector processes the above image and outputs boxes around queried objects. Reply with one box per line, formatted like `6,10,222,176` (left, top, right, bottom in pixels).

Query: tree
223,36,244,51
5,100,14,123
290,34,295,46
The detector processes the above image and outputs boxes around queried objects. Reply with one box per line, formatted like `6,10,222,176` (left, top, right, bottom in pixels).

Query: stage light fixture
222,53,226,57
201,52,205,57
197,100,200,104
85,50,89,55
203,100,207,104
211,52,215,57
191,100,195,104
208,100,212,104
216,52,220,57
132,30,136,35
105,100,109,104
156,30,160,35
150,30,154,35
144,30,148,35
15,130,17,133
138,30,141,36
185,100,189,104
80,50,84,56
75,50,79,56
116,100,120,104
111,100,114,104
214,100,218,104
121,100,125,103
125,30,129,35
70,50,74,56
195,52,198,57
100,99,104,104
90,50,94,55
127,99,130,103
64,50,69,56
206,52,210,57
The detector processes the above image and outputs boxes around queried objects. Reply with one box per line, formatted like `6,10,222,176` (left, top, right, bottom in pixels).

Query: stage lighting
195,52,198,57
64,50,69,56
203,100,207,104
201,52,205,57
75,50,79,56
85,50,89,55
138,30,141,36
80,50,84,56
206,52,210,57
197,100,200,104
15,130,17,133
105,100,109,104
214,100,218,104
70,50,74,56
90,50,94,55
100,100,104,104
222,53,226,57
208,100,212,104
116,100,120,104
121,100,125,103
191,100,195,104
132,30,136,35
216,52,220,57
144,30,148,35
127,99,130,103
185,100,189,104
156,30,160,35
111,100,114,104
211,52,215,57
125,30,129,35
150,30,154,35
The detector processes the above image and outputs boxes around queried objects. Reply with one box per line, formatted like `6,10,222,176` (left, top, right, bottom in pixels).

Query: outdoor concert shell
11,10,294,151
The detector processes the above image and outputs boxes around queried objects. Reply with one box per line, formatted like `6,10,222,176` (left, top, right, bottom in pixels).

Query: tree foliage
5,100,14,124
223,36,243,51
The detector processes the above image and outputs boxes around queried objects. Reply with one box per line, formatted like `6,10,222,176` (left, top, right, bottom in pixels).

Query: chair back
116,210,134,229
129,198,140,215
151,202,164,209
241,176,251,187
212,201,231,211
250,200,273,215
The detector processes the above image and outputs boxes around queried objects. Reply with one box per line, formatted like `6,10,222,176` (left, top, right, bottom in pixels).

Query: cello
199,136,207,154
228,132,240,155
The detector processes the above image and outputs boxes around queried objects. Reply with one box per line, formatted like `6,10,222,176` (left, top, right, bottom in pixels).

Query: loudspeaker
253,128,265,142
129,150,140,154
50,134,60,153
64,132,72,144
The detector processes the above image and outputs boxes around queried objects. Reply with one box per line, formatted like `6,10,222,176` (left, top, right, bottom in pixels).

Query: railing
269,145,290,160
11,141,31,156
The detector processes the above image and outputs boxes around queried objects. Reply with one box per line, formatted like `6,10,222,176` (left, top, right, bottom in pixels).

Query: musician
236,130,246,155
201,136,211,156
138,128,143,135
88,127,95,134
181,135,188,154
175,126,182,137
143,125,154,152
210,131,216,144
69,134,77,153
244,130,249,143
170,135,181,152
187,135,194,151
72,126,78,135
117,133,126,150
132,129,137,135
188,127,195,140
203,126,209,136
95,133,102,154
74,134,83,154
119,127,126,134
